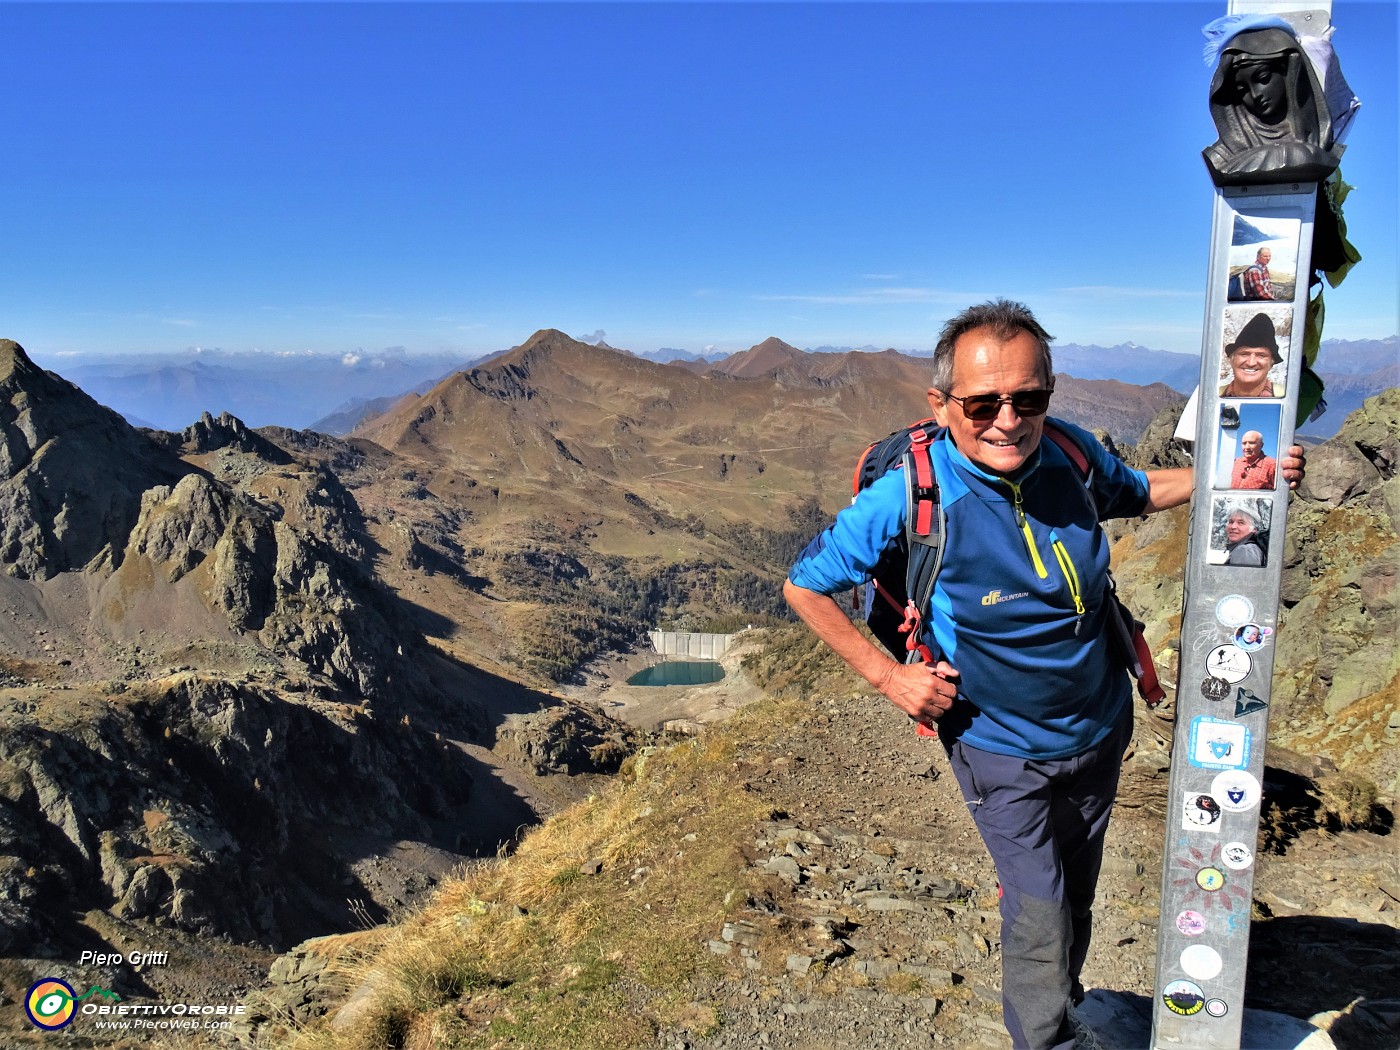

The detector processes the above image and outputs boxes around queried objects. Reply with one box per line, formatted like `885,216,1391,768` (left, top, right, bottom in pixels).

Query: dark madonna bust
1203,27,1342,186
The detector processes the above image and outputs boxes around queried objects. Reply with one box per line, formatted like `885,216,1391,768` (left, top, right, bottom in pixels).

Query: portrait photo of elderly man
1231,430,1278,490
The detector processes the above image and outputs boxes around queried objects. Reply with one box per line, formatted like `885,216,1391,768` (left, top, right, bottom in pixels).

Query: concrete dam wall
647,631,735,660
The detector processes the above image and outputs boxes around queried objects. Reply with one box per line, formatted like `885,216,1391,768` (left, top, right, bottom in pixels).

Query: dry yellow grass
277,701,793,1050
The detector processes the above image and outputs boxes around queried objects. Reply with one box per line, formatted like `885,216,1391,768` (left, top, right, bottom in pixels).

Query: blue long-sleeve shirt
789,419,1150,760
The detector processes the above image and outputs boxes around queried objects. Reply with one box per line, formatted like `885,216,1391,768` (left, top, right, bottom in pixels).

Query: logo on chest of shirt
981,588,1030,606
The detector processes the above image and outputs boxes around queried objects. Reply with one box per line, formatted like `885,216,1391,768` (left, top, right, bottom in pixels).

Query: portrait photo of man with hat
1219,309,1287,398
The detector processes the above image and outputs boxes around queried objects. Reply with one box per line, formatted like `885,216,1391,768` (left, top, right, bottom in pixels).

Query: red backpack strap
905,426,937,537
1042,420,1092,483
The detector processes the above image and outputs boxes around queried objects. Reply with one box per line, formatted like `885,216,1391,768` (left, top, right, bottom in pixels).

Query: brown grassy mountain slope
342,329,1184,683
705,335,807,378
355,329,1182,554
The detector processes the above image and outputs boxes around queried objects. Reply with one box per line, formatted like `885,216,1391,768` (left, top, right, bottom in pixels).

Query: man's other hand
1282,444,1307,490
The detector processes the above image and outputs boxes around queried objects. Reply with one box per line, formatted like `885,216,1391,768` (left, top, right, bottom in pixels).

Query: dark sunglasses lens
1012,390,1052,416
961,390,1051,420
961,397,1003,420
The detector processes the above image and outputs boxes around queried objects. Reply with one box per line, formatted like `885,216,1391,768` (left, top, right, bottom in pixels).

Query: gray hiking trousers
943,707,1133,1050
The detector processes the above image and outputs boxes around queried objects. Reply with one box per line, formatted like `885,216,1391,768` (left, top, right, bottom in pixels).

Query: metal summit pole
1150,2,1350,1047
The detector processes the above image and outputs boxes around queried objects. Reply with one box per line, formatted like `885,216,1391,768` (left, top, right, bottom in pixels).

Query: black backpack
851,419,1164,707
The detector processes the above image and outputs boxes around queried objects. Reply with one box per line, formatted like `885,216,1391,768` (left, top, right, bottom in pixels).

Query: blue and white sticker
1188,717,1251,771
1211,770,1261,813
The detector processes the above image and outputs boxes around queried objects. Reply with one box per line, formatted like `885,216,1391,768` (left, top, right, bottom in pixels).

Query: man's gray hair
931,299,1055,392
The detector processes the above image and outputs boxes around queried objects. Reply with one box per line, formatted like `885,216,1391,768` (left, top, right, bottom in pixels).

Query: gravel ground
647,687,1400,1050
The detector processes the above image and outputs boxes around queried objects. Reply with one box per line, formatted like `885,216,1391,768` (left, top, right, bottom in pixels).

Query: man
1230,430,1277,489
1241,248,1274,300
1221,313,1285,398
784,300,1304,1050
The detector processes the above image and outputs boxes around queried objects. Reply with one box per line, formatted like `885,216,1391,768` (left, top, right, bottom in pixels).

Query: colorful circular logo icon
1163,979,1206,1016
1196,866,1226,892
25,978,77,1030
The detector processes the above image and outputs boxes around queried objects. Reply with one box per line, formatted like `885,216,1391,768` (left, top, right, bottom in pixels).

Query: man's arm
1143,446,1306,513
1143,466,1194,513
782,578,957,728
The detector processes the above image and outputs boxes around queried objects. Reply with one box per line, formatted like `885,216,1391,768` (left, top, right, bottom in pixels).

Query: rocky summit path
658,685,1400,1050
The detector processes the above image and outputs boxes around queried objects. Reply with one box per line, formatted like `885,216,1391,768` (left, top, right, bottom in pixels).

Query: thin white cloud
162,317,198,328
755,287,982,305
860,273,899,280
1057,286,1198,299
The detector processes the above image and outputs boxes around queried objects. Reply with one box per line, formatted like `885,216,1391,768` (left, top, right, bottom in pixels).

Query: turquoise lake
626,661,726,687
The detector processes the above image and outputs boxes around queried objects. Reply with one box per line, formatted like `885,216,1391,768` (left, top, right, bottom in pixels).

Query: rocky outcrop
1273,389,1400,794
0,340,187,579
181,410,293,464
499,699,638,776
0,675,475,952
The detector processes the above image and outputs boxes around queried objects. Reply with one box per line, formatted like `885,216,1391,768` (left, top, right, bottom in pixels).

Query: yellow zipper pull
1051,531,1086,616
1009,481,1049,579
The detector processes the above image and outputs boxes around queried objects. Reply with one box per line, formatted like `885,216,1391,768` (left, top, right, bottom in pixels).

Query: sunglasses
941,387,1054,421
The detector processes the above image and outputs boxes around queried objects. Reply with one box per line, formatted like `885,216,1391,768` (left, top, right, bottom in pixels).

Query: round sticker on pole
1211,770,1261,813
1215,595,1254,627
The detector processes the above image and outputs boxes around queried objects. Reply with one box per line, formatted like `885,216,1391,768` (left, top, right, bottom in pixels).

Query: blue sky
4,1,1396,361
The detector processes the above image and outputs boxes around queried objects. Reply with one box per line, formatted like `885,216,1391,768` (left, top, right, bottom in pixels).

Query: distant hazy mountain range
29,335,1393,439
34,347,485,432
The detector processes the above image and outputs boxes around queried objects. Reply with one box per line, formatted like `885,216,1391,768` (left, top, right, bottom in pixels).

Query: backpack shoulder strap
901,426,946,665
1042,419,1099,519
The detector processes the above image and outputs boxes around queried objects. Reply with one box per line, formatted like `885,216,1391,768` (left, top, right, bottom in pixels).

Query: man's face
1226,513,1256,543
1241,432,1263,459
929,327,1048,477
1229,346,1274,387
1257,249,1271,267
